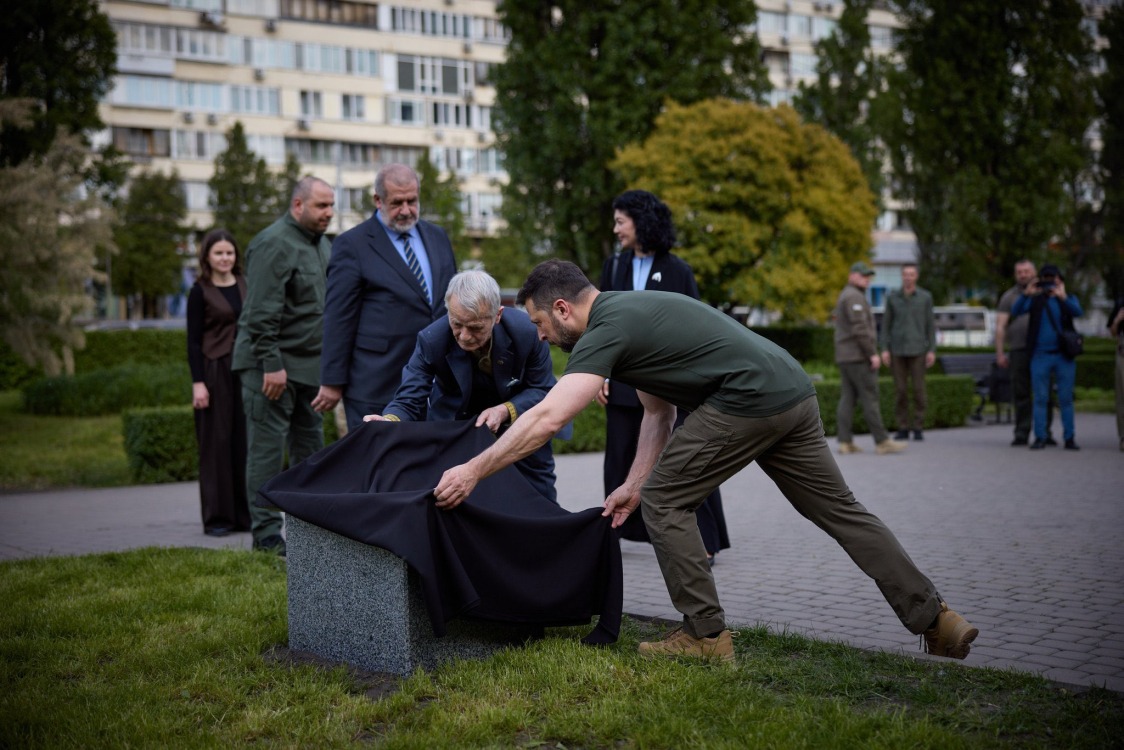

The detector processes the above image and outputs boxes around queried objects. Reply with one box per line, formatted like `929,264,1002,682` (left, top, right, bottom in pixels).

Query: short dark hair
198,228,241,281
611,190,676,256
517,260,594,311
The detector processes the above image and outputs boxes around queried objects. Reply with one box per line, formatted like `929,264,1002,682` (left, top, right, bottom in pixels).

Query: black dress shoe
1045,436,1058,446
913,430,924,441
1065,439,1080,451
204,526,232,537
1011,437,1028,446
253,534,287,557
1029,440,1047,450
894,430,909,440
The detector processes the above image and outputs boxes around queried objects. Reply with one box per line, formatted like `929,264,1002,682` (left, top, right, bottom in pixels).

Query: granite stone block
286,516,539,676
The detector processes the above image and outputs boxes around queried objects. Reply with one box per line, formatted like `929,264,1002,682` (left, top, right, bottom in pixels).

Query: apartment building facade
98,0,509,239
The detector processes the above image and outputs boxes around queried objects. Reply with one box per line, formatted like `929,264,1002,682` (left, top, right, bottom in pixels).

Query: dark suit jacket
598,251,701,407
383,307,569,502
321,215,457,410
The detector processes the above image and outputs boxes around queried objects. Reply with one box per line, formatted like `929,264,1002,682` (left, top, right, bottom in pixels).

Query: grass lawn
1,548,1121,749
0,390,132,491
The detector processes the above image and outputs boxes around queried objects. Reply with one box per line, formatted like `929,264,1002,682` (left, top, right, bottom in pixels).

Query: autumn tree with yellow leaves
613,99,877,323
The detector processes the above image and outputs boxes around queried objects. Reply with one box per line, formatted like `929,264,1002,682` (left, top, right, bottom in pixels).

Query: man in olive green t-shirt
432,260,978,664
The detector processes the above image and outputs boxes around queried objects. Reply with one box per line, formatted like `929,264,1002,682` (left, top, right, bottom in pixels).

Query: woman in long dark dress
595,190,731,564
187,229,250,536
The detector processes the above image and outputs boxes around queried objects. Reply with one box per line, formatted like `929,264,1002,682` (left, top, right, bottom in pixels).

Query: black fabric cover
257,419,622,644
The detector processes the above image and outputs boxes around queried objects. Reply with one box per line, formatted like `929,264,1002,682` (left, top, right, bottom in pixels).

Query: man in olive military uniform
232,176,336,555
833,262,905,455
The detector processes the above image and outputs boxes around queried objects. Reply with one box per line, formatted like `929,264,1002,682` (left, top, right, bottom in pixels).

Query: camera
1039,281,1055,291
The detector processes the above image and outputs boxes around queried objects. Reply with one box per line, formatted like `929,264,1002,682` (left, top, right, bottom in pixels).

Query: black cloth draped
257,420,622,644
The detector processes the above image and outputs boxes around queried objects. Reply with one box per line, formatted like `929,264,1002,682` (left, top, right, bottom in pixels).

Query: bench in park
938,353,1012,423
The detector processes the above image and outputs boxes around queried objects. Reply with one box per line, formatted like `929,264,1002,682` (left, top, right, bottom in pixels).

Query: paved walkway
2,413,1122,691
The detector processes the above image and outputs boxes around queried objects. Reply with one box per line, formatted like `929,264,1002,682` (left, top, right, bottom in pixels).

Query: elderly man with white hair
367,270,566,503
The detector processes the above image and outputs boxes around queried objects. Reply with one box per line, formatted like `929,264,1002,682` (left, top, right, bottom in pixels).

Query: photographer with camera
1009,264,1084,450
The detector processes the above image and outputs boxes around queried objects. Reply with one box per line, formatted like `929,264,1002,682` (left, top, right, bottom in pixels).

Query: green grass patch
0,390,131,491
2,548,1121,748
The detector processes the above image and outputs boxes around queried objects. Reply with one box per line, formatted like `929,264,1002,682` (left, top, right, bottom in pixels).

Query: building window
172,130,227,160
398,55,472,95
182,181,213,212
388,98,425,126
341,94,366,121
112,76,176,109
300,90,323,118
112,127,171,158
285,138,334,163
280,0,378,27
380,145,423,168
230,85,281,115
869,25,895,50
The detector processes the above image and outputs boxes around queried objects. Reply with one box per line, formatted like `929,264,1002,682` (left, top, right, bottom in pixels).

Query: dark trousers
836,361,889,444
240,370,324,542
1009,348,1052,441
604,403,729,555
891,354,927,431
641,397,941,640
194,354,250,533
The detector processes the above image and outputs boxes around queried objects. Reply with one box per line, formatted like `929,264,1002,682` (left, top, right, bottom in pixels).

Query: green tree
882,0,1096,301
492,0,770,276
613,99,877,322
113,170,187,319
208,122,293,249
0,100,114,375
793,0,887,205
0,0,116,167
417,150,469,267
1098,4,1124,300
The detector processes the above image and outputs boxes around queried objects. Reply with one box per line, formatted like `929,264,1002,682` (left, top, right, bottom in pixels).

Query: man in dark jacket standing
880,263,936,440
833,262,905,455
233,176,336,555
318,163,457,428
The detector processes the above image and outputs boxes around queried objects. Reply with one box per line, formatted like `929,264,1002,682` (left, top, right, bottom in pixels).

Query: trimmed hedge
815,375,975,436
123,406,198,484
752,326,837,363
0,329,189,390
121,406,339,484
22,363,191,416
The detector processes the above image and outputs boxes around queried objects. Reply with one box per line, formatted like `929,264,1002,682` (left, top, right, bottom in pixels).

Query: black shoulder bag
1043,302,1084,360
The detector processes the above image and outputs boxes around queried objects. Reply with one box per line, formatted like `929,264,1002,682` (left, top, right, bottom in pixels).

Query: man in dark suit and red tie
318,163,458,428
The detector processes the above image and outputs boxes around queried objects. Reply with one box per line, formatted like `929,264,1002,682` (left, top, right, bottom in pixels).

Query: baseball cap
850,261,876,276
1039,263,1063,279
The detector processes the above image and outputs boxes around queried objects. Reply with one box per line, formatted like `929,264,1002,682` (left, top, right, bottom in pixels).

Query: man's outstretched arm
432,372,605,509
602,391,676,528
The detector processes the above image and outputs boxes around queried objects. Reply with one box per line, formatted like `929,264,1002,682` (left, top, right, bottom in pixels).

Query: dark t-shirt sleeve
186,283,206,382
563,321,624,379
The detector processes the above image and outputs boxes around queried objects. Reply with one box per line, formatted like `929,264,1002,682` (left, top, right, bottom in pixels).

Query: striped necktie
399,232,429,300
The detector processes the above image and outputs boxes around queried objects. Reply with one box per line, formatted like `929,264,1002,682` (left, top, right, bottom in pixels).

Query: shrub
121,405,340,484
74,329,188,372
122,406,198,483
22,363,191,416
815,375,975,436
753,326,836,363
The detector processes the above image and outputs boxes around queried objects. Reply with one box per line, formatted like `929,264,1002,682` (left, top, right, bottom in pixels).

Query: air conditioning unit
264,18,278,33
254,68,265,81
780,34,789,46
434,129,445,141
813,1,823,10
464,42,474,55
463,90,474,103
182,111,195,124
199,10,225,29
297,118,310,131
206,113,218,125
477,132,487,144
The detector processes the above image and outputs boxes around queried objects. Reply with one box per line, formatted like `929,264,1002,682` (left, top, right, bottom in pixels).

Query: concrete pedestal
286,515,537,675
